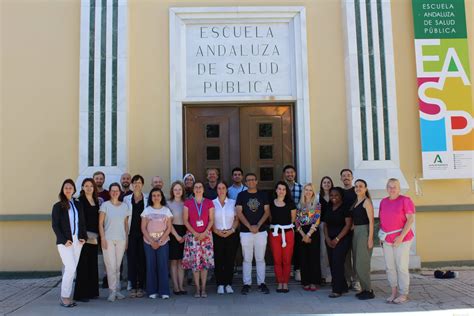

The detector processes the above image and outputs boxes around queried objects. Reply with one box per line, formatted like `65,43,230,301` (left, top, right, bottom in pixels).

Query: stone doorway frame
169,6,312,183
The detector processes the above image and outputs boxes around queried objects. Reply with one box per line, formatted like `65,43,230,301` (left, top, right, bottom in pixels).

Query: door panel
240,106,293,191
185,105,293,189
185,107,240,182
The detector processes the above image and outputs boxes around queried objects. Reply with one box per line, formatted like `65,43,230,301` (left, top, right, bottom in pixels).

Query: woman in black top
351,179,375,300
73,178,100,302
51,179,87,307
318,176,334,284
269,181,296,293
322,187,352,298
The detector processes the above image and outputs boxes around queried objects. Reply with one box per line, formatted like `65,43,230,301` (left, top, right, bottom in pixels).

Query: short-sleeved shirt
343,187,357,209
379,195,415,243
270,200,296,226
100,201,131,241
236,190,269,232
203,183,218,200
227,184,247,200
141,206,173,245
322,204,351,238
213,198,236,230
168,200,185,225
184,198,214,233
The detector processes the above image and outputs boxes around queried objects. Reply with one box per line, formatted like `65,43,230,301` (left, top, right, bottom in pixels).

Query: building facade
1,0,473,271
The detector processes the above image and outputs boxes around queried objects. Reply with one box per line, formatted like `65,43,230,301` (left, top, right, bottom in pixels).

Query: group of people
51,166,416,308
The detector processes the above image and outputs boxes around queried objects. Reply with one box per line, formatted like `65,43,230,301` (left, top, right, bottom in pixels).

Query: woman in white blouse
212,181,239,294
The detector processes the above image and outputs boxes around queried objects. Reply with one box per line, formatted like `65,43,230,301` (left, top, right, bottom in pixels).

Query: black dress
74,196,100,300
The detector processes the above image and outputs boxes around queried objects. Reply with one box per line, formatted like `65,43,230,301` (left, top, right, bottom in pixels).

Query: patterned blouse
295,202,321,229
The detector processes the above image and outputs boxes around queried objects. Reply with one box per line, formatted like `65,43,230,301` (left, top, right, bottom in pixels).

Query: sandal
303,285,310,291
59,298,73,308
194,291,201,298
393,295,408,304
386,295,397,303
328,292,342,298
201,291,207,298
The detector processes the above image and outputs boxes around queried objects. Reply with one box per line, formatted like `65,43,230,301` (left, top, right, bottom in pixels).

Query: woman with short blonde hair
379,178,415,304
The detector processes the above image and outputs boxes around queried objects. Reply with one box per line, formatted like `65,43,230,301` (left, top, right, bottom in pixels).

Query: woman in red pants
269,181,297,293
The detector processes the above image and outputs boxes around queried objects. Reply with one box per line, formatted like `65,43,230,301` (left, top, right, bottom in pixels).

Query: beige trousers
382,240,412,295
102,239,126,293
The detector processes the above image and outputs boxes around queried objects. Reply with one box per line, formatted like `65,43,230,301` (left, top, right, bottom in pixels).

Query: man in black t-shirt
340,168,360,291
236,173,270,295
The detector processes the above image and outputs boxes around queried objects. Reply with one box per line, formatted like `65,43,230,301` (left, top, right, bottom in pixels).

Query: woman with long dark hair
142,188,173,299
319,176,334,284
51,179,87,307
212,181,239,294
351,179,375,300
73,178,100,302
323,187,352,298
269,181,296,293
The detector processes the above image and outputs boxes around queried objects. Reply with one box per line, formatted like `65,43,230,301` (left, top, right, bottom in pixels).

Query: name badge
196,220,204,227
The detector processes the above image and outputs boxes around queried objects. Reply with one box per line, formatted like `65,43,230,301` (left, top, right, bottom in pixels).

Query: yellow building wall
416,212,474,262
1,0,473,270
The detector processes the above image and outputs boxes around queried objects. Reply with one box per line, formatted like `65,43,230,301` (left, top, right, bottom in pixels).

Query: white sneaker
161,295,170,299
115,291,125,300
295,270,301,281
217,285,225,295
107,292,116,302
225,285,234,294
352,281,361,292
149,294,157,299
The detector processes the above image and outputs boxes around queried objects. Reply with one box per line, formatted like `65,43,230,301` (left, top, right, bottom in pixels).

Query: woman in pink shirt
182,181,215,298
379,178,415,304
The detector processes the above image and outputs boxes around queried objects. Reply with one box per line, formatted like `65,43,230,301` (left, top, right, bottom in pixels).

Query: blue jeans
144,242,170,296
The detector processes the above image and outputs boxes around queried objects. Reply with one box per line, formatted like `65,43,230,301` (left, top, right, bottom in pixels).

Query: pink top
184,198,213,233
379,195,415,243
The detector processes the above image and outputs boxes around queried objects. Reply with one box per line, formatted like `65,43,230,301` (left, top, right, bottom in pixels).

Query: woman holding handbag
73,178,100,302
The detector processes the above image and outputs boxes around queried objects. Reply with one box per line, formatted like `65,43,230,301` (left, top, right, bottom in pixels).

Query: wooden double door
185,105,294,189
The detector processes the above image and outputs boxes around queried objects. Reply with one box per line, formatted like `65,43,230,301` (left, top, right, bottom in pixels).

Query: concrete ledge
0,214,50,221
421,260,474,268
416,204,474,212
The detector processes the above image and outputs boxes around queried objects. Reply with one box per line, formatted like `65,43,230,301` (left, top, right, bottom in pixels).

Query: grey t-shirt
167,200,184,225
100,201,131,240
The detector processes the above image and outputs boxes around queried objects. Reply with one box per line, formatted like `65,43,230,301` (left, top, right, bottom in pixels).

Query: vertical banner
412,0,473,179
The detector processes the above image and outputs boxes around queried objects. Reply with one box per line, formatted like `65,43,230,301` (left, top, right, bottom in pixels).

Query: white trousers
319,223,332,281
57,236,83,298
240,231,267,286
102,240,126,292
382,240,412,295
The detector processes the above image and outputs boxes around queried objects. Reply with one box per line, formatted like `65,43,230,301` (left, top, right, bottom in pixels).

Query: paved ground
1,269,473,315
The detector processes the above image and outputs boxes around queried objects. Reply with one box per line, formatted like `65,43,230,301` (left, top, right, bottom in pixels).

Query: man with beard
282,165,303,282
227,167,247,200
119,173,133,201
93,171,110,203
151,176,164,190
340,168,361,292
